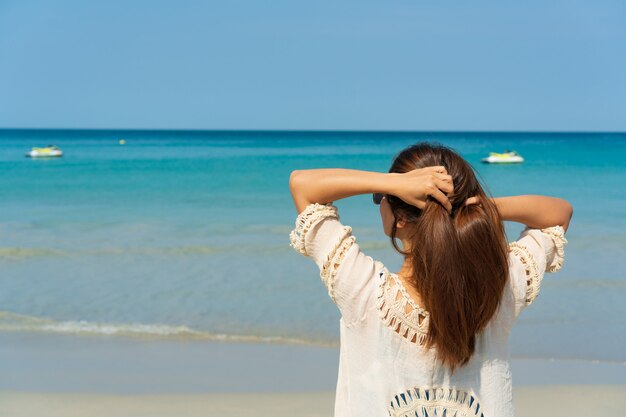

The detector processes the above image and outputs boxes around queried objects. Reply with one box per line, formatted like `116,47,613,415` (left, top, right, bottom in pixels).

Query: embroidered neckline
376,267,430,345
390,272,428,314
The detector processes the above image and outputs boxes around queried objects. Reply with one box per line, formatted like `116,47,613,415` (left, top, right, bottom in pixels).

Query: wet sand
2,331,625,416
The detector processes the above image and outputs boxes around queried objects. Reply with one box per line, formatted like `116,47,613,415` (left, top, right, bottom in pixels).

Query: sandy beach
1,386,625,417
2,332,626,416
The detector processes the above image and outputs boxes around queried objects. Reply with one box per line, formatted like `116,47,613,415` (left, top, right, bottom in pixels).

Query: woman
288,142,572,417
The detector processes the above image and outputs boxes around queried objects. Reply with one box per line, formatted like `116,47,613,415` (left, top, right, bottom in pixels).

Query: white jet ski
25,145,64,158
481,150,523,164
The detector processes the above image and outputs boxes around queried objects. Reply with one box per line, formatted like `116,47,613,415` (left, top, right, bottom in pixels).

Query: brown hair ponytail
387,142,509,373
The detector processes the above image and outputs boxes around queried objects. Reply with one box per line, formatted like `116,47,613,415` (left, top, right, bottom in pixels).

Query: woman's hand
390,166,454,213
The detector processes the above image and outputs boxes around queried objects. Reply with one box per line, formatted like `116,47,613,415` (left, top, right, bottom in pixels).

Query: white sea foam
0,311,338,347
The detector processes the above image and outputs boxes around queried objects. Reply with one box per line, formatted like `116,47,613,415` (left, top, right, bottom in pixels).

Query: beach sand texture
2,387,626,417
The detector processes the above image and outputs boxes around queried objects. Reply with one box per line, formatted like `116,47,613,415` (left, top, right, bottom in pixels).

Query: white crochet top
289,202,568,417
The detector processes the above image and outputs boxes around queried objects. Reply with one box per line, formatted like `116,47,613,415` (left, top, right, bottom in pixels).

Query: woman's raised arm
492,195,573,232
289,167,455,214
289,169,394,214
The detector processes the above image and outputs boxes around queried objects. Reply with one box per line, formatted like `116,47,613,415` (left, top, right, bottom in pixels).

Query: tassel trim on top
388,386,485,417
320,226,355,302
508,242,541,306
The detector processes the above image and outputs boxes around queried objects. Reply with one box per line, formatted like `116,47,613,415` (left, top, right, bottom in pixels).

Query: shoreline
2,331,626,416
2,331,626,394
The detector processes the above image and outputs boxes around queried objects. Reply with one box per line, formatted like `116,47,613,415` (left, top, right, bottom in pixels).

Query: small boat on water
25,145,63,158
481,150,524,164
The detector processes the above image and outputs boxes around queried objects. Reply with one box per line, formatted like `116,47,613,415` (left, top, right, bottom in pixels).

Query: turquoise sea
1,129,625,363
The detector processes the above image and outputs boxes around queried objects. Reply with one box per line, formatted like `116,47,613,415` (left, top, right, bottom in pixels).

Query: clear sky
1,0,624,131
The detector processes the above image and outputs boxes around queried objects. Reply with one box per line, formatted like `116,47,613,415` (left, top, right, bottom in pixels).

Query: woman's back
289,202,568,417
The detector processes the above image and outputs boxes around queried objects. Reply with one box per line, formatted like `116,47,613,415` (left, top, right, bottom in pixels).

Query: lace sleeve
508,225,568,312
289,203,340,257
289,202,381,323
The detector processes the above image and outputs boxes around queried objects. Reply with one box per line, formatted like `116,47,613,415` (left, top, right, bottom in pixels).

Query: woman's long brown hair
386,142,509,373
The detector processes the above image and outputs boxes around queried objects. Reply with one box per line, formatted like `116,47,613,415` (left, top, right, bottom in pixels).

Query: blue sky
0,0,624,131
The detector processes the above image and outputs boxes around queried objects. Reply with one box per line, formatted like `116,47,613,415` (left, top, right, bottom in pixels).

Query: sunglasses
373,193,385,205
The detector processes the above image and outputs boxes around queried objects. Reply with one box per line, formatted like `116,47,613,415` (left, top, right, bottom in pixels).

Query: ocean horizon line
1,127,625,135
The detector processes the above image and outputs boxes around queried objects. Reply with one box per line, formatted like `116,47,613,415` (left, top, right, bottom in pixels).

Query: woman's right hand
390,166,455,213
